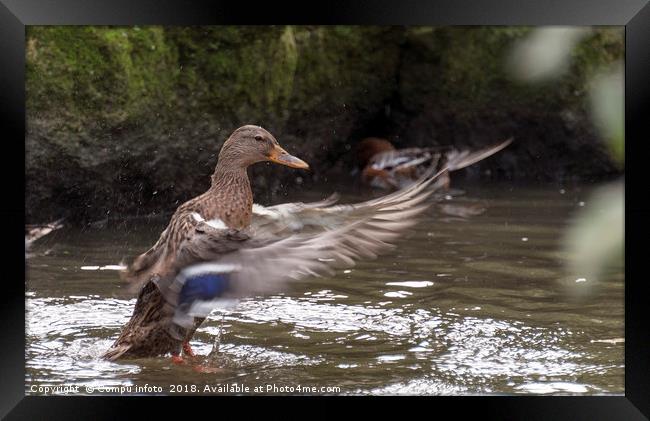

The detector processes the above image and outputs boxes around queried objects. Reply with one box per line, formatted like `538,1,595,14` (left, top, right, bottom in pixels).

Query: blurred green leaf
589,63,624,165
564,181,624,284
507,27,591,82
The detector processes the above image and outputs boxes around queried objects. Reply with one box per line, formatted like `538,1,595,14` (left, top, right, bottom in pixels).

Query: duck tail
102,343,132,361
119,264,138,282
120,242,166,285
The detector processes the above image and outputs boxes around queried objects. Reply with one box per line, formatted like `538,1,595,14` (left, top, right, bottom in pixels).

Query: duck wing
154,139,512,329
157,164,448,329
442,138,513,171
370,146,453,172
253,138,513,237
25,218,64,247
374,139,512,173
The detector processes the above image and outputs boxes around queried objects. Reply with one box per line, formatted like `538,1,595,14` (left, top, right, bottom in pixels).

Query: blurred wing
174,220,252,268
251,138,512,237
250,163,449,237
25,218,64,247
160,166,451,328
250,193,341,234
370,147,441,172
444,138,513,171
161,138,513,328
227,221,418,293
166,215,284,281
122,211,248,289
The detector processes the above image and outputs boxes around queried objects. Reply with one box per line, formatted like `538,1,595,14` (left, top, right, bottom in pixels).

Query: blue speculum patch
179,273,231,305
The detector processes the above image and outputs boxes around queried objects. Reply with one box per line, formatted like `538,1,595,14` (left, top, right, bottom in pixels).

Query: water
25,182,624,395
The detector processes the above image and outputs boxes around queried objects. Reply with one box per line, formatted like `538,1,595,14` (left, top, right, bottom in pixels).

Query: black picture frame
1,0,647,419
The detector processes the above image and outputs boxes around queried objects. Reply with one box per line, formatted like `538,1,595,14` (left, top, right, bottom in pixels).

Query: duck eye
254,135,263,141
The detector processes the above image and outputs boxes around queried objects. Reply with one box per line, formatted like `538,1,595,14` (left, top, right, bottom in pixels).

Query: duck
103,125,511,363
356,137,512,190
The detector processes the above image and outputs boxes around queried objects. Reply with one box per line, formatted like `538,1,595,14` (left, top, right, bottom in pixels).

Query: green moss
289,26,401,113
25,26,624,223
27,26,176,130
26,25,624,135
395,26,625,126
163,26,298,124
27,25,400,138
570,27,624,91
400,27,538,113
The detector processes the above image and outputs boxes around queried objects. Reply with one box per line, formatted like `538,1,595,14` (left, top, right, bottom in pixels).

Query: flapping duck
356,137,512,190
104,125,510,362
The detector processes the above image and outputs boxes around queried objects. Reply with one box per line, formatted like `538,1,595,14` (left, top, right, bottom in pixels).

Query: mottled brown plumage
104,127,512,362
106,125,308,360
122,125,308,287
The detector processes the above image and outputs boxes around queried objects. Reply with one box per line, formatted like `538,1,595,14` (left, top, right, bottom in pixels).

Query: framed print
1,0,647,418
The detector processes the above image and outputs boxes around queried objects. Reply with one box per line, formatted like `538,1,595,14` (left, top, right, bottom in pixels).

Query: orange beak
267,144,310,170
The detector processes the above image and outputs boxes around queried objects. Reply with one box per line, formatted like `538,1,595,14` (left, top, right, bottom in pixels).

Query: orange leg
182,341,195,357
171,354,184,364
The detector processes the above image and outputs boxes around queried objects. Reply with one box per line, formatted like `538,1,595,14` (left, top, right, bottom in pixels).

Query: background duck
356,137,512,190
104,125,511,363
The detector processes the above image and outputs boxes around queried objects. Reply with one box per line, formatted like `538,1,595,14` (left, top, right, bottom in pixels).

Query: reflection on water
25,182,624,395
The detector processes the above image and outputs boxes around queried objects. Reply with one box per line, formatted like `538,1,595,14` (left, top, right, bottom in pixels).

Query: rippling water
25,182,624,395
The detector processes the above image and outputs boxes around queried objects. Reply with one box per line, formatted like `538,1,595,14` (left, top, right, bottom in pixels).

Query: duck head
218,125,309,170
355,137,396,168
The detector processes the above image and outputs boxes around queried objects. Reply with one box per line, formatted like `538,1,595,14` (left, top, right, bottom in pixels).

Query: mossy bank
26,26,623,223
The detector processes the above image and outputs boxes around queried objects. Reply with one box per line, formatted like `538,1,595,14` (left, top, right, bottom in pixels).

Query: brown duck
356,137,512,190
104,125,511,363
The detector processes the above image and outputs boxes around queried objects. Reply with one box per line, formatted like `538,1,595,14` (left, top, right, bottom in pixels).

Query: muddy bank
26,26,623,223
